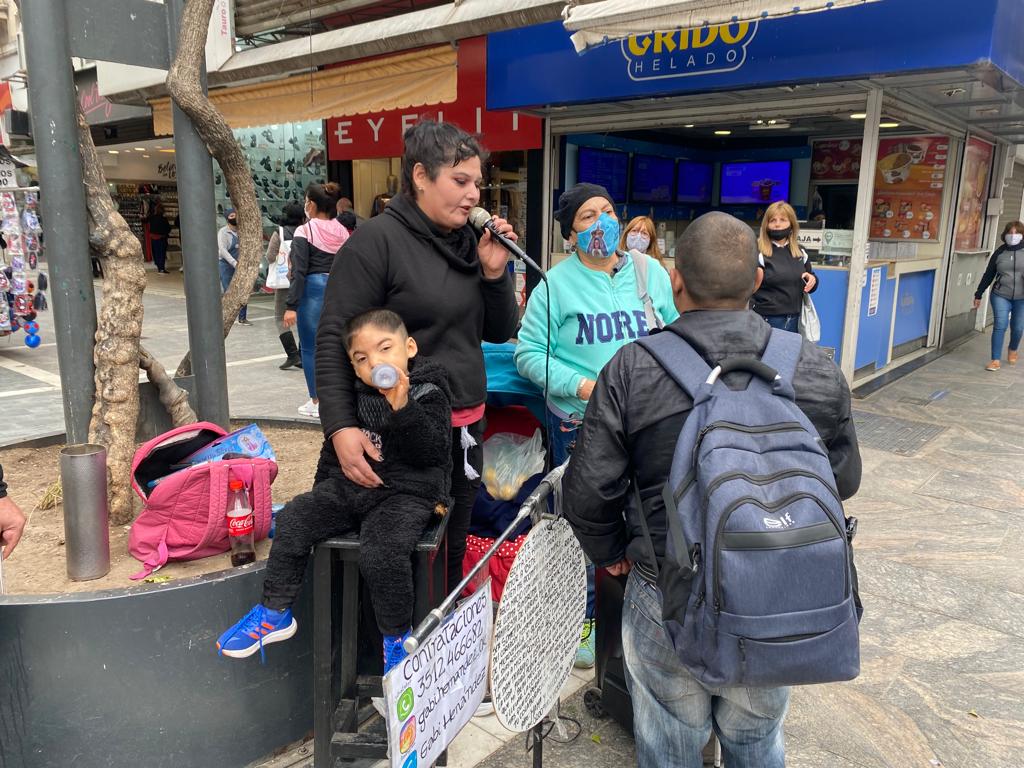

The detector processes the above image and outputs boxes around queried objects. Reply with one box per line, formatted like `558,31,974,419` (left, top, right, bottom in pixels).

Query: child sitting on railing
217,309,453,671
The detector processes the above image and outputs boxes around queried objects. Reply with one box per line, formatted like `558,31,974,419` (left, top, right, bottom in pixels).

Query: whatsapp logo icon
397,687,415,721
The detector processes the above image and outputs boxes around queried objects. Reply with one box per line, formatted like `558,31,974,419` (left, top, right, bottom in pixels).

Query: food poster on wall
869,135,949,242
811,138,864,182
954,137,994,252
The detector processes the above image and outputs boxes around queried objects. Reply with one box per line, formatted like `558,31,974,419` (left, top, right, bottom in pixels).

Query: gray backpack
635,327,861,687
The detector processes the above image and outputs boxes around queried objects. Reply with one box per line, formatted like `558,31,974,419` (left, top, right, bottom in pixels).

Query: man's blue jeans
621,571,790,768
990,293,1024,361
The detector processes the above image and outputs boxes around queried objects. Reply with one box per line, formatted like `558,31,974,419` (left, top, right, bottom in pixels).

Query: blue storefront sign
487,0,1024,110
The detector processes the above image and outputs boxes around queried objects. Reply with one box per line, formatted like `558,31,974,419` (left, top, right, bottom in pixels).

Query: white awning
562,0,884,53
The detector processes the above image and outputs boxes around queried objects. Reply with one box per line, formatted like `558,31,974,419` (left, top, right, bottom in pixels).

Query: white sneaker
297,399,319,418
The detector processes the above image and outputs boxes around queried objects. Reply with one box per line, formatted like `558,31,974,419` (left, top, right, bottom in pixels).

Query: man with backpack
562,211,862,767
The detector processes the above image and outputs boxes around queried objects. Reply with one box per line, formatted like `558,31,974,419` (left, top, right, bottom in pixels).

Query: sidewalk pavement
6,267,1022,767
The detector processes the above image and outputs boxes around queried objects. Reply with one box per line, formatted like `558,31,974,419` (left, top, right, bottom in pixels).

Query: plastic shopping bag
481,429,545,501
800,294,821,343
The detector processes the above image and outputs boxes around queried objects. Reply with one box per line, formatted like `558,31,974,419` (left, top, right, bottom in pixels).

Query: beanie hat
555,182,614,240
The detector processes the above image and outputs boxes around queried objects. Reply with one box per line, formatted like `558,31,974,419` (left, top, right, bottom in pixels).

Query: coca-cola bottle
226,479,256,567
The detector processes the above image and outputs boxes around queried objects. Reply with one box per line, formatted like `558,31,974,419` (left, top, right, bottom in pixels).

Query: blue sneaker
217,604,297,660
383,631,411,674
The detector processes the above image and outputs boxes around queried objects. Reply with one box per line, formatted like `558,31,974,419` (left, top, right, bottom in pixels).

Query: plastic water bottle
371,363,399,389
226,479,256,567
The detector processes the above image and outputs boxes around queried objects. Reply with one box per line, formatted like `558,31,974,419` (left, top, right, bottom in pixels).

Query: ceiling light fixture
879,121,901,128
158,148,176,153
714,130,732,136
850,113,867,119
107,150,119,154
683,124,695,128
134,147,146,151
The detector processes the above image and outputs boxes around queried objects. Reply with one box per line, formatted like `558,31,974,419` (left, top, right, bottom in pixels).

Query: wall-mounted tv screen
577,147,628,203
630,154,674,203
676,160,713,204
720,160,791,204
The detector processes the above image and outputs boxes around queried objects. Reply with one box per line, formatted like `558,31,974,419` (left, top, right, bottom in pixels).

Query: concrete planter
0,561,313,768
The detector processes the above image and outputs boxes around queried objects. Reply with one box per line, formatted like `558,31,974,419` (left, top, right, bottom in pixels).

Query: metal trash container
60,443,111,581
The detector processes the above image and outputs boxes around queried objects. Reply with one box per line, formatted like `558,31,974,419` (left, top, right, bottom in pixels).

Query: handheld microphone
468,207,546,279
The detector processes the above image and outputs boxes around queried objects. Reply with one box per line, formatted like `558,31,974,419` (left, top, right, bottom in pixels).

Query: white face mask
626,231,651,252
1006,233,1023,247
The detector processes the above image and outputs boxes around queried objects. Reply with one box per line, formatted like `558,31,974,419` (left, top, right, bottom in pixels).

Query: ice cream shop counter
812,258,940,377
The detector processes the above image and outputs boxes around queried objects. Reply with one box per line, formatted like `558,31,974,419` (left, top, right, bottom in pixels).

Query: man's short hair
344,308,408,350
675,212,758,307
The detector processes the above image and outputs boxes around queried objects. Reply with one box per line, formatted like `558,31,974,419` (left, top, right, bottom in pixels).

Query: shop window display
214,121,327,227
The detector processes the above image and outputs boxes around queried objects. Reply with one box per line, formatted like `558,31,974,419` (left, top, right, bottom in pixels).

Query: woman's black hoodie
314,194,519,437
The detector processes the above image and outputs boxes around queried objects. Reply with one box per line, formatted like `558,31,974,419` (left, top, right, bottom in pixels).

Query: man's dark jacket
563,309,861,577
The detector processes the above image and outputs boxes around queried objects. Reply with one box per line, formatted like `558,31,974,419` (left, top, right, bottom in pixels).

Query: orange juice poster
954,137,994,251
870,135,949,242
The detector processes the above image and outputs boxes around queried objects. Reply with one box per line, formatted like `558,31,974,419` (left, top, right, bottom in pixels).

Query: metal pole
164,0,230,427
60,443,111,580
839,86,883,382
21,0,97,444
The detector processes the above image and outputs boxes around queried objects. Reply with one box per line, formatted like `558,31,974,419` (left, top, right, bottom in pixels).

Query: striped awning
562,0,884,53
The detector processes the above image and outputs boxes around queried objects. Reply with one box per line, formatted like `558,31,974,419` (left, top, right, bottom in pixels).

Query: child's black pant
262,476,435,636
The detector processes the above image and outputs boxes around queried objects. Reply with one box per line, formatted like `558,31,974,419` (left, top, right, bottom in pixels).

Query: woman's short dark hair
400,119,487,197
306,182,341,215
1002,220,1024,237
280,202,305,226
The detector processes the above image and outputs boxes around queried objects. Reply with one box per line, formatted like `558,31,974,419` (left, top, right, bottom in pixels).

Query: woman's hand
380,369,410,411
578,379,596,401
605,558,632,577
331,428,383,488
282,310,297,328
801,272,817,292
477,215,518,280
973,297,981,309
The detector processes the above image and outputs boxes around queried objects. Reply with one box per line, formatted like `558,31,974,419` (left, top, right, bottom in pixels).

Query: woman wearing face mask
217,208,250,325
315,120,519,601
973,220,1024,371
752,201,817,332
619,215,665,265
283,182,350,418
514,183,678,668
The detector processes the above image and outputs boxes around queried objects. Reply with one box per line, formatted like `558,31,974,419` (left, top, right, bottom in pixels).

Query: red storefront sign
326,37,541,161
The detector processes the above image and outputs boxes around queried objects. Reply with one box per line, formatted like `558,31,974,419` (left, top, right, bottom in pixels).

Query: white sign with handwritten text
491,517,587,732
383,581,492,768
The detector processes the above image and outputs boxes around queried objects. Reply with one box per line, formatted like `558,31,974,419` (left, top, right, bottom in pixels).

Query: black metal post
21,0,98,444
164,0,230,427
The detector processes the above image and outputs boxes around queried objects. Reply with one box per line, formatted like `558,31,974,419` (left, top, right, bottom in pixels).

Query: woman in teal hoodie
515,183,678,666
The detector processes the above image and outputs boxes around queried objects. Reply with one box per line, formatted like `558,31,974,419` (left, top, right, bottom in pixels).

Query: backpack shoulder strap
759,327,803,386
630,250,665,330
636,328,712,399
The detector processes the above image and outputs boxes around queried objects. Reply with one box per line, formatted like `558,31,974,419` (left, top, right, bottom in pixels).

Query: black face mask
769,227,792,242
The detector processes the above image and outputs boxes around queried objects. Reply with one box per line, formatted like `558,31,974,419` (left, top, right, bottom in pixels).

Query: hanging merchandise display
0,189,47,345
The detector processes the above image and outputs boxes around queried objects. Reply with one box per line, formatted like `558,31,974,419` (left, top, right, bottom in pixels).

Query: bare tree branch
167,0,263,378
139,346,197,426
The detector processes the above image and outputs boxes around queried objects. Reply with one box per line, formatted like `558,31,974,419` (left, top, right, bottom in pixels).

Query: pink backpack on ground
128,422,277,580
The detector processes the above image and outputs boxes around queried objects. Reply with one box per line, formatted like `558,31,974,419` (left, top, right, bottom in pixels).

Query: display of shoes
249,134,257,147
284,158,296,174
260,157,272,171
261,129,275,144
289,137,301,150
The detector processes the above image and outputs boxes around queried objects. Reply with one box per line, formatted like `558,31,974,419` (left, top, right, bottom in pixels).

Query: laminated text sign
383,581,492,768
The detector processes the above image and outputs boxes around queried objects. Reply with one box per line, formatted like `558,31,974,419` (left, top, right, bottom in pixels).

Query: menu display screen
577,147,628,203
676,161,713,204
630,154,675,203
720,161,791,204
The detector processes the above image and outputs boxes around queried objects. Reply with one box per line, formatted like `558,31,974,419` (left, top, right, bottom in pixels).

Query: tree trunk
76,106,149,525
168,0,263,379
140,345,197,426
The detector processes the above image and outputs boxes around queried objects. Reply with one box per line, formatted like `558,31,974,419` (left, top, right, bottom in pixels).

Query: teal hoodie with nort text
515,251,679,419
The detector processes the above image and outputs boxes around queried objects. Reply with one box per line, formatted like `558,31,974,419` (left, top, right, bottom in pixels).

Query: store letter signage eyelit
622,22,758,82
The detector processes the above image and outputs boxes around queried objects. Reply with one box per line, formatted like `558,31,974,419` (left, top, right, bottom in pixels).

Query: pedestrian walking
148,201,172,274
218,209,251,325
264,202,304,370
974,220,1024,371
283,183,349,419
